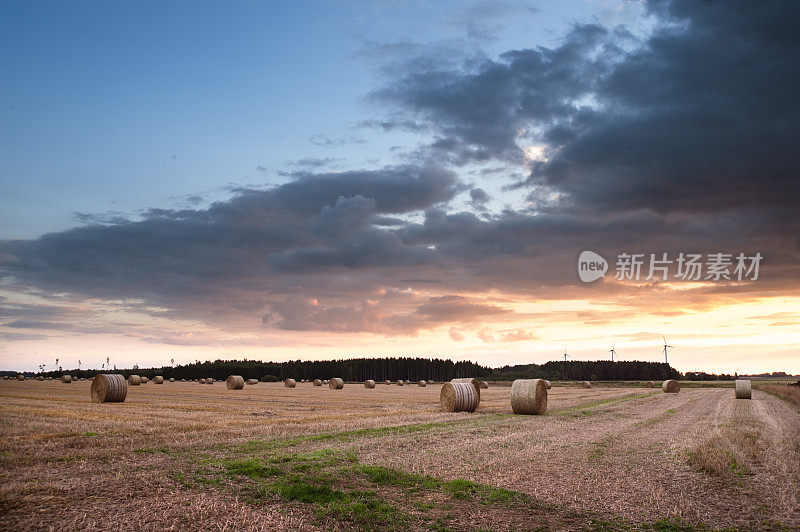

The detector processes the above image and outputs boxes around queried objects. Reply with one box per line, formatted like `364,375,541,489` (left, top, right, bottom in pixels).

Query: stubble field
1,379,798,530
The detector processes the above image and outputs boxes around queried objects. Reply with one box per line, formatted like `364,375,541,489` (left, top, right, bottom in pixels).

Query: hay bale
301,379,307,383
323,379,329,385
91,374,127,403
128,375,141,385
61,375,72,383
735,379,752,399
440,382,479,412
364,380,376,388
646,381,655,388
396,379,404,386
246,378,258,385
662,379,680,393
418,380,427,387
153,376,164,384
16,374,25,381
206,378,214,385
141,376,149,384
199,378,206,384
284,378,297,388
37,375,44,381
511,379,548,415
2,375,8,380
384,380,391,385
227,375,245,390
404,380,411,385
479,381,489,389
581,381,592,388
544,380,552,389
329,377,344,389
312,379,322,386
427,380,435,384
169,377,175,382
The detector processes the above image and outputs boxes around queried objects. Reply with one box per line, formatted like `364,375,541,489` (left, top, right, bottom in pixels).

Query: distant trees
33,357,687,382
484,360,681,382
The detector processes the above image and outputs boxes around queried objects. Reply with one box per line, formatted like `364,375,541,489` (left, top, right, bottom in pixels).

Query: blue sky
1,0,639,238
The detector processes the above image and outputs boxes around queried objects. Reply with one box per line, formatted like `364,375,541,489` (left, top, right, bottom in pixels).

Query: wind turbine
609,345,616,362
563,347,571,362
662,336,675,364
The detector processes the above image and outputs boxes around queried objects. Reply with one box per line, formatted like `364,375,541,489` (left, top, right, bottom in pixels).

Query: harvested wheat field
0,380,798,530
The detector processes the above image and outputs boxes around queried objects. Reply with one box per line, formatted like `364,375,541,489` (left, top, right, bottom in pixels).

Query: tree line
33,357,684,382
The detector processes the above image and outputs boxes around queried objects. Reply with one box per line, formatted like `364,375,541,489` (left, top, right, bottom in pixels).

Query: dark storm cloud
372,23,613,164
372,0,800,215
0,165,459,305
468,187,490,210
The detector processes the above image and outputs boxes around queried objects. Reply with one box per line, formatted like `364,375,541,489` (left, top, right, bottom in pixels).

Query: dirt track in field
1,380,798,530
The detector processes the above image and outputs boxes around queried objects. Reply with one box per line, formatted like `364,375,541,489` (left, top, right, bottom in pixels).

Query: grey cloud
371,23,613,165
469,187,490,210
308,133,366,147
371,0,800,218
287,157,344,169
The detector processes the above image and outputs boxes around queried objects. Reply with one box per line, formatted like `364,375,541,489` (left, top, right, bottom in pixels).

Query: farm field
1,380,798,530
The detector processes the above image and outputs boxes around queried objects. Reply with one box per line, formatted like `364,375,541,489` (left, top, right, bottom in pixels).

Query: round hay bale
61,375,72,383
206,378,214,385
440,382,479,412
544,380,552,389
37,375,44,381
662,379,680,393
284,378,297,388
384,380,391,385
246,378,258,385
364,379,376,388
427,380,435,384
2,375,8,380
645,381,655,388
735,379,751,399
581,381,592,388
312,379,322,386
91,374,127,403
329,377,344,389
418,380,427,387
169,377,175,382
141,376,149,384
511,379,548,415
323,379,329,385
153,376,164,384
301,379,307,383
16,374,25,381
404,380,411,385
479,381,489,389
227,375,245,390
128,375,141,385
199,378,206,384
396,379,404,386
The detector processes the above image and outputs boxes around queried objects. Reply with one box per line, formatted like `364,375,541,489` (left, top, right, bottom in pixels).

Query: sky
1,0,799,374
